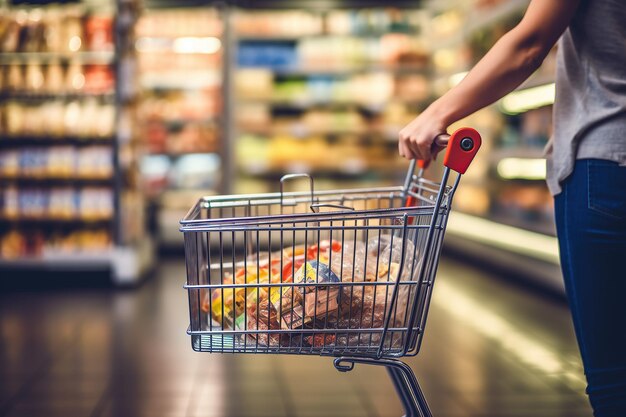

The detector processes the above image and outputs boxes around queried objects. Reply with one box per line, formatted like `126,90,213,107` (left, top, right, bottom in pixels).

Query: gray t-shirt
546,0,626,195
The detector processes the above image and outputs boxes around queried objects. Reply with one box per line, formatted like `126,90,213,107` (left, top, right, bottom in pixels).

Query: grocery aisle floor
0,257,592,417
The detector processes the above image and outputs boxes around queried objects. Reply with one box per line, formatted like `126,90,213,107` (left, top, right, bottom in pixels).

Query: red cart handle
414,127,482,174
442,127,482,174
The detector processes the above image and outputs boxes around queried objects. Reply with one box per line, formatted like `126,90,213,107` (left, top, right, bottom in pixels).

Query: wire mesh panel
181,176,452,359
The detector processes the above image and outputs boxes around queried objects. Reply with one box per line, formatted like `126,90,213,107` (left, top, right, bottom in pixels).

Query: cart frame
180,127,482,417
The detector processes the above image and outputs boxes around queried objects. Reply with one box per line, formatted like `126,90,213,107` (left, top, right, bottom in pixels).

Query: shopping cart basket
180,127,482,417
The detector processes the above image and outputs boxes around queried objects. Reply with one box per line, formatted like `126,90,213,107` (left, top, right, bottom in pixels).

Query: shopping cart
180,127,482,417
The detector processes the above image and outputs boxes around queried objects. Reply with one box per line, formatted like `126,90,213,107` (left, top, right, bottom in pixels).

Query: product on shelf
234,11,323,37
0,184,113,222
0,6,113,54
0,99,115,138
0,146,112,180
233,8,432,191
0,228,113,259
84,14,114,52
137,8,224,201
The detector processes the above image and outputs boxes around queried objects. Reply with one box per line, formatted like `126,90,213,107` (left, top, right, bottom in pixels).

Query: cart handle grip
416,128,481,174
443,127,482,174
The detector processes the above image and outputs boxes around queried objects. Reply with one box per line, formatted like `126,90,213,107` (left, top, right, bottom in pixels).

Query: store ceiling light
173,37,221,54
501,83,555,114
497,157,546,180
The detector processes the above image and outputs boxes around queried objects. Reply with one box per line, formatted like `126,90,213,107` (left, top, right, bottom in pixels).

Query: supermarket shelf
236,125,398,141
238,167,405,179
0,217,113,225
0,92,116,101
157,117,219,127
236,98,427,111
236,32,420,41
0,253,112,270
0,137,114,147
147,150,220,158
233,0,424,10
0,177,113,187
239,64,429,76
0,51,116,65
0,238,154,285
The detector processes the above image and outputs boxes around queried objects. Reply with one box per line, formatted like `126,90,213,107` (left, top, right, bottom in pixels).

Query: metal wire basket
180,127,482,417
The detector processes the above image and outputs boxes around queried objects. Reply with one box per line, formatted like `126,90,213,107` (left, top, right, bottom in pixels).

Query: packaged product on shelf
4,101,26,136
1,13,21,53
66,61,85,92
42,101,67,137
1,187,19,219
0,230,28,259
63,10,84,53
45,61,65,93
79,188,113,220
19,148,48,178
63,100,82,136
45,229,112,254
43,9,64,53
6,62,24,92
84,14,114,52
19,189,48,219
0,150,20,178
47,187,78,219
84,65,115,94
46,146,75,178
25,61,45,92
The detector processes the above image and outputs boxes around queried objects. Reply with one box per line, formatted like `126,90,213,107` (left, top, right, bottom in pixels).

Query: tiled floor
0,257,592,417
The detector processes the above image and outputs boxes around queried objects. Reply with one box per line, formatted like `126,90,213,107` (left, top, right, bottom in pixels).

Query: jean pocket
587,160,626,220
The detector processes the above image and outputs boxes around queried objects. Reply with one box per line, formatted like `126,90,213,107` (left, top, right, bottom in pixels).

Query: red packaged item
84,15,114,52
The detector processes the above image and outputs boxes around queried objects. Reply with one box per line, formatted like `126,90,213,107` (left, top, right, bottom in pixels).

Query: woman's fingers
398,138,416,160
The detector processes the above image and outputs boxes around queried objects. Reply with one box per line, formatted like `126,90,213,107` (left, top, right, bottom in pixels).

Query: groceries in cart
201,235,417,348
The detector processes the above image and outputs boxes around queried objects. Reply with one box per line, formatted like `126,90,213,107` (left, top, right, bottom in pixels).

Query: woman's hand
397,0,579,163
398,105,448,163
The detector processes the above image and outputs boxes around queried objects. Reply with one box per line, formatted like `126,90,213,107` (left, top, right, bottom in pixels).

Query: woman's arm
399,0,580,161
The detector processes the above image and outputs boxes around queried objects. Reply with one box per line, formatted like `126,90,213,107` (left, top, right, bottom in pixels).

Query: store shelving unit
136,6,225,248
229,5,432,194
0,0,152,284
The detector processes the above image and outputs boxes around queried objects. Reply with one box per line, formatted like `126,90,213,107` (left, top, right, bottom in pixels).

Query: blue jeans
554,159,626,417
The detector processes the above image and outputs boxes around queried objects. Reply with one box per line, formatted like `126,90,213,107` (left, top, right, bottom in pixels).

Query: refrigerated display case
0,0,152,284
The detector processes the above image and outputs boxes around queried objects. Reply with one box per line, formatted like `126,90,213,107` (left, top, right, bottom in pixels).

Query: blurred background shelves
0,0,562,290
0,0,152,284
136,7,225,248
231,7,432,198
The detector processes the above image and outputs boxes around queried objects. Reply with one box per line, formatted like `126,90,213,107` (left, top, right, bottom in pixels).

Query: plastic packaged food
247,299,284,347
205,236,417,348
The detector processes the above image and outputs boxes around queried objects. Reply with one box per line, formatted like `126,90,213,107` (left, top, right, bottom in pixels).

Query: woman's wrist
425,98,457,131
